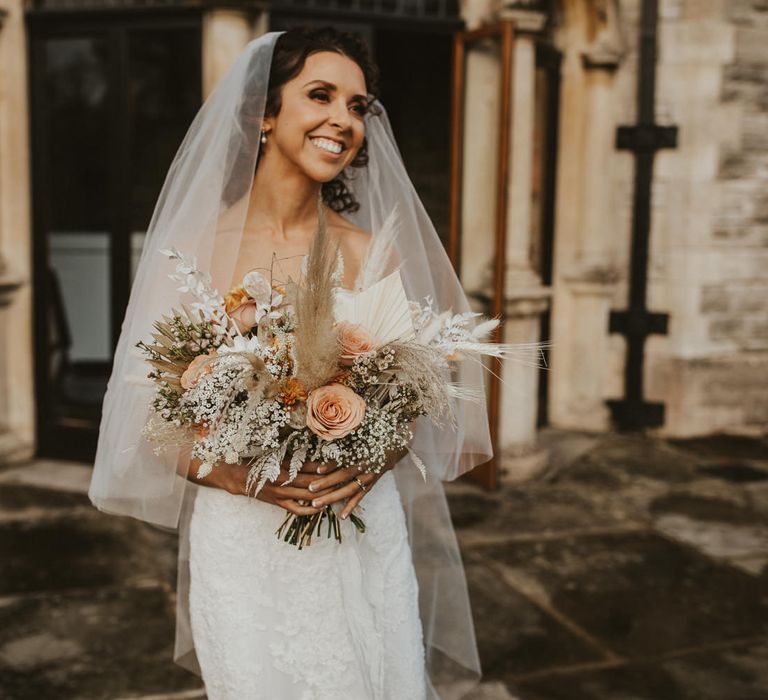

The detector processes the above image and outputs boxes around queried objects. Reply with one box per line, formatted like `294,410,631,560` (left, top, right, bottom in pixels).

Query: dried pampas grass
389,340,454,427
292,195,342,393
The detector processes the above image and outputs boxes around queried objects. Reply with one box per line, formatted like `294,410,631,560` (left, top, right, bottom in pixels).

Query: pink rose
229,299,259,333
180,351,217,390
337,322,378,366
306,383,366,440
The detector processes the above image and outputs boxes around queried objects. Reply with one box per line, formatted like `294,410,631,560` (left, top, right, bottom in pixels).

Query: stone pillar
548,1,625,431
459,41,502,304
0,0,35,463
496,6,552,484
202,5,269,99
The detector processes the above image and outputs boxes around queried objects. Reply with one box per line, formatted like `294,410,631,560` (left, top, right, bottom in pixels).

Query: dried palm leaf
354,204,401,291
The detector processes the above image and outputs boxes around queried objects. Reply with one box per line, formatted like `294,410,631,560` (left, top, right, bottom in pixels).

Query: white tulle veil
88,29,492,699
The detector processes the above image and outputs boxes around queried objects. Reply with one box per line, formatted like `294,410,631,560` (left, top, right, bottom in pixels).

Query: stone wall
645,0,768,435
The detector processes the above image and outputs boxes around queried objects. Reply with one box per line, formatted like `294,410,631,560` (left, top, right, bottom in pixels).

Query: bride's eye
310,89,368,117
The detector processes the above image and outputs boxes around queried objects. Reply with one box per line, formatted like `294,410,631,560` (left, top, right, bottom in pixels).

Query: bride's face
263,50,368,183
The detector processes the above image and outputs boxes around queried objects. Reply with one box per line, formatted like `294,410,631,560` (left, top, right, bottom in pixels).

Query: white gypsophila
179,359,252,427
190,396,291,474
247,399,291,450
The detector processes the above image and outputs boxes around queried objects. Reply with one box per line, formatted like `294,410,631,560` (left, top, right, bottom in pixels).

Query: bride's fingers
309,472,376,508
276,498,324,516
307,466,366,494
277,471,317,487
340,489,365,520
273,484,338,500
296,459,337,475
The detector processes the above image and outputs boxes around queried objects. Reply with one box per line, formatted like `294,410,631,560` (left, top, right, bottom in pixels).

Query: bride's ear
260,115,275,136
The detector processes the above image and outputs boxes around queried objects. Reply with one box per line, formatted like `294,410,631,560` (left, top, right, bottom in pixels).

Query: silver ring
353,477,367,492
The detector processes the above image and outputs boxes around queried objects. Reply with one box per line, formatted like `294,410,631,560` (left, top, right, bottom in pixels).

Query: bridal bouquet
137,213,539,548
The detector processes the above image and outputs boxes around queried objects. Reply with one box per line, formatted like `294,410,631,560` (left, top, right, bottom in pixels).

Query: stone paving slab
515,638,768,700
0,500,177,595
0,460,93,494
465,563,605,677
475,531,768,661
0,482,90,514
448,482,630,538
0,585,201,700
2,432,767,700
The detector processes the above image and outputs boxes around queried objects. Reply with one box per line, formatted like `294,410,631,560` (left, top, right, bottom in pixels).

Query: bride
89,26,493,700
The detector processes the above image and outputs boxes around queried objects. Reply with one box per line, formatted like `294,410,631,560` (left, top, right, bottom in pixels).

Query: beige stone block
734,26,768,66
658,63,724,103
653,353,768,436
678,0,729,21
658,20,736,64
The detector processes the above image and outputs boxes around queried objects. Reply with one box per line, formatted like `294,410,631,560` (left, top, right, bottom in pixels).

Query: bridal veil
88,30,493,699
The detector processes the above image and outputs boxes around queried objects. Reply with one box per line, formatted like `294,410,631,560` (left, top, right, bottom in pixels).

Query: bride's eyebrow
302,79,368,103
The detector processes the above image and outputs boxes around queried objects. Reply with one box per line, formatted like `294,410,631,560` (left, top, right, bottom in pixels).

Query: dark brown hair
261,26,382,213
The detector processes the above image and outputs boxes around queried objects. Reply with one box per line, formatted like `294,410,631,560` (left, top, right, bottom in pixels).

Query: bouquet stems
275,504,366,550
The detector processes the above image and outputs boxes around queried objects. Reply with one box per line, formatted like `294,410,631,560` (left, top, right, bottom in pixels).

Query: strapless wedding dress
188,467,428,700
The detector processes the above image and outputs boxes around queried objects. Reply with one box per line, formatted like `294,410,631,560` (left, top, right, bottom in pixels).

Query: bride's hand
303,446,409,520
224,462,340,516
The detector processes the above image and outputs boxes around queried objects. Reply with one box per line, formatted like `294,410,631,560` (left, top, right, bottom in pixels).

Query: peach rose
180,351,217,390
337,322,378,366
229,299,260,333
306,383,366,440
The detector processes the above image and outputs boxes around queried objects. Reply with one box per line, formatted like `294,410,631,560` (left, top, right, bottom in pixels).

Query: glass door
29,15,201,460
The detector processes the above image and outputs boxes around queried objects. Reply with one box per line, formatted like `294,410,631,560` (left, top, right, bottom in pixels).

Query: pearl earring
260,130,268,145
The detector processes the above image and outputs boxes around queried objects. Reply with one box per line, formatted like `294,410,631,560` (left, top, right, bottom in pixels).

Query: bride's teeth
311,137,343,154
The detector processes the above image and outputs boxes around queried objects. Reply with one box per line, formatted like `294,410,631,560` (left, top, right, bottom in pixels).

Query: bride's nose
327,97,352,130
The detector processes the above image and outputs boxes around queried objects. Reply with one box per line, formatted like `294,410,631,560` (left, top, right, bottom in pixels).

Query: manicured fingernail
309,483,317,492
312,499,322,507
341,512,348,519
317,466,325,473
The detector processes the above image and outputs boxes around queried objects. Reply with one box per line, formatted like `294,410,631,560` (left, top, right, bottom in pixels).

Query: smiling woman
89,24,490,700
182,28,439,700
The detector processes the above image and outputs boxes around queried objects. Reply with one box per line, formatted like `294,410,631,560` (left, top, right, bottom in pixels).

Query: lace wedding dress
188,466,428,700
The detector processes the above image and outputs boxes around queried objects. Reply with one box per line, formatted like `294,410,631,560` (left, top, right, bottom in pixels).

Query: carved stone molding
504,287,551,318
499,1,548,35
563,263,622,290
0,260,23,308
581,0,625,70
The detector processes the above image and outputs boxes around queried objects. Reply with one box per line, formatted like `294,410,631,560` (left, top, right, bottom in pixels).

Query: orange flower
331,369,351,385
306,383,366,440
280,377,307,407
224,285,250,314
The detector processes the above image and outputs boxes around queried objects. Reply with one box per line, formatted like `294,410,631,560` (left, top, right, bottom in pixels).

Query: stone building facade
0,0,765,485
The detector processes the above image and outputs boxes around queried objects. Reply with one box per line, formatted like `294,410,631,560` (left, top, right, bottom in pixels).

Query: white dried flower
243,271,272,305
